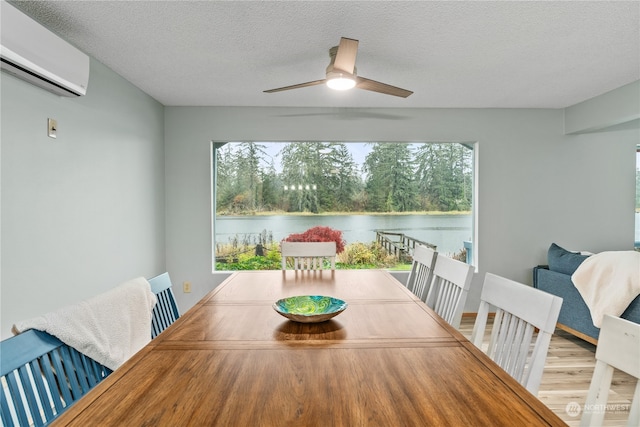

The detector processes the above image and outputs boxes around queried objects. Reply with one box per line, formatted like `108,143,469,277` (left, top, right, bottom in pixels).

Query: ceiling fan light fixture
326,73,356,91
264,37,412,97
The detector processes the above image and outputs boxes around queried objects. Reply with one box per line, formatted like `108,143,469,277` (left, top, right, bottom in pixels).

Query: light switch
47,118,57,138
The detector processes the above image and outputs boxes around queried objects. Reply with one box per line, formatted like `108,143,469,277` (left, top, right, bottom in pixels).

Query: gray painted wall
164,105,638,313
1,59,165,338
1,50,637,339
564,80,640,134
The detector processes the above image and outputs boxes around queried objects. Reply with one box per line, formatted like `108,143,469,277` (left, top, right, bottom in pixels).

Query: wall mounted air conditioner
1,2,89,97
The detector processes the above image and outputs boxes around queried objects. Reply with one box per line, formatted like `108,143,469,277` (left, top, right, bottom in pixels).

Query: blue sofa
533,244,640,344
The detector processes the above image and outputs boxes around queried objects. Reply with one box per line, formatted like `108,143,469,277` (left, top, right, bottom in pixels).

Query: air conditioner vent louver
1,2,89,97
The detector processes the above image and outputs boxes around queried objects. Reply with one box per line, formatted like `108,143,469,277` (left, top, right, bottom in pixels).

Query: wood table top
52,269,567,426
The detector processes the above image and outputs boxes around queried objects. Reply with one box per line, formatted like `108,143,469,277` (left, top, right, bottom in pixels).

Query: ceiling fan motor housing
326,46,357,79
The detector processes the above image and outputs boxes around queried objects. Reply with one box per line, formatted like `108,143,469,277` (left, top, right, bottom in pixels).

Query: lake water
215,214,473,256
216,212,640,256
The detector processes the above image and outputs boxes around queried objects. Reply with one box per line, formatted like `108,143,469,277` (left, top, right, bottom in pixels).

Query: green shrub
338,242,397,268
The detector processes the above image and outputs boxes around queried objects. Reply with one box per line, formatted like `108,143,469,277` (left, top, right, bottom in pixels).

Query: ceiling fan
263,37,413,98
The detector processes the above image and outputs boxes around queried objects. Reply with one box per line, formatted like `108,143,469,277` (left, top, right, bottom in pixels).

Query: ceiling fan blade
356,77,413,98
333,37,359,73
263,79,326,93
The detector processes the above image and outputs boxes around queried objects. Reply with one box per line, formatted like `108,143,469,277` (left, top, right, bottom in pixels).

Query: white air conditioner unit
0,2,89,97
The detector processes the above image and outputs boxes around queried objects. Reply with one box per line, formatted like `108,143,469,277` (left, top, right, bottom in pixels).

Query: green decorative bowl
272,295,348,323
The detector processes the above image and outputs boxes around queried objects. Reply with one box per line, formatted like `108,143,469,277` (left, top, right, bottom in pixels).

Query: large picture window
212,141,475,270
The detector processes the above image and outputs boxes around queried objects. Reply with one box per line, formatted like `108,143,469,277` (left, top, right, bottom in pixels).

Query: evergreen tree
279,142,321,212
415,143,473,211
363,143,417,212
260,159,281,211
278,142,362,212
318,143,362,211
215,144,236,212
234,142,269,211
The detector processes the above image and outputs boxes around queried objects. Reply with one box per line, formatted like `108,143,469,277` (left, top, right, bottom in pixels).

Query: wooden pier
375,231,436,261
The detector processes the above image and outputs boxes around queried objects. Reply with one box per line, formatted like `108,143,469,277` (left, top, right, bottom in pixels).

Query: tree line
215,142,473,214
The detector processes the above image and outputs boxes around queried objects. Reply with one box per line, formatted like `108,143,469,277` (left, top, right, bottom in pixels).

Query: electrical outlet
183,281,192,293
47,118,57,138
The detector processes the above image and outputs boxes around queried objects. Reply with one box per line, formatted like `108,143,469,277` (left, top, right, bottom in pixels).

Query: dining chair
148,272,180,338
280,241,337,271
0,329,112,427
470,272,563,395
424,255,474,329
580,315,639,427
405,244,437,301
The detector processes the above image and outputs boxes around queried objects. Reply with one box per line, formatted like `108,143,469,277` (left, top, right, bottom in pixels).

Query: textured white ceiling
8,0,640,108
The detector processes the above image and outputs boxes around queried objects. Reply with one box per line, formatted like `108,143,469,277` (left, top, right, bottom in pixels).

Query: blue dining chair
148,272,180,338
0,329,112,427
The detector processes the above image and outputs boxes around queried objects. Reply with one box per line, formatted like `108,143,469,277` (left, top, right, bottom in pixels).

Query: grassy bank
217,210,472,217
215,240,413,271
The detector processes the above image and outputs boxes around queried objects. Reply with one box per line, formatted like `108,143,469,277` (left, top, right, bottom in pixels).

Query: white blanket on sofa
571,251,640,328
12,277,157,371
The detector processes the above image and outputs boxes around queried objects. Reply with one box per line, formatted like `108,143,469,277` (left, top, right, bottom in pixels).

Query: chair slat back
1,329,111,427
580,315,640,427
148,272,180,338
424,255,473,329
406,244,437,301
470,273,562,395
280,242,337,271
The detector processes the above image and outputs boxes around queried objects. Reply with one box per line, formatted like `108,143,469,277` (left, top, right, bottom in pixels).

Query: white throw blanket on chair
571,251,640,328
12,277,157,371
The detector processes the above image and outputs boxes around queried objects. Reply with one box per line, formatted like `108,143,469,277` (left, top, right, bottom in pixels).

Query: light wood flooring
458,317,637,427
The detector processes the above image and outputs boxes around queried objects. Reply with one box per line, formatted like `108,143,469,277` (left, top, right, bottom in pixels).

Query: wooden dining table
52,270,567,426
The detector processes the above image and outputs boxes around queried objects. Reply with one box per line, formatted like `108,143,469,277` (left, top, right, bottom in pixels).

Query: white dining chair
424,255,474,329
470,273,563,395
580,315,640,427
405,244,438,301
280,241,336,271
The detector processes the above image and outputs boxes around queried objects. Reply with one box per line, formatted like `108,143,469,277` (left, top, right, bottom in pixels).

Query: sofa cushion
548,243,589,275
